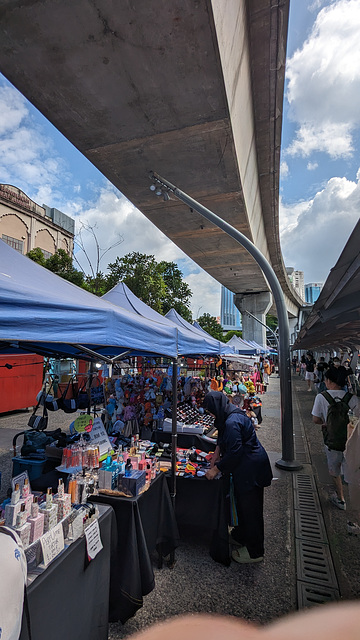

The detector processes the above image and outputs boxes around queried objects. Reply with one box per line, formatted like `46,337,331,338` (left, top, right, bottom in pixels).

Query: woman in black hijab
203,391,272,564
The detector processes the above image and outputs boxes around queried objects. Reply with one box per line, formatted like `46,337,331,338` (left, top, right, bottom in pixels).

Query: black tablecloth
91,472,180,623
19,504,115,640
167,475,230,566
151,430,217,453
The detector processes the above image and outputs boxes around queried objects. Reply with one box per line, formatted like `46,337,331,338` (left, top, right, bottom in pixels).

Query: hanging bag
44,377,60,412
76,380,91,410
58,378,78,413
27,394,48,431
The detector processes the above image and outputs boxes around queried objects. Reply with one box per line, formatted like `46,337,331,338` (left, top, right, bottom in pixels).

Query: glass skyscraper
220,286,242,331
305,282,323,304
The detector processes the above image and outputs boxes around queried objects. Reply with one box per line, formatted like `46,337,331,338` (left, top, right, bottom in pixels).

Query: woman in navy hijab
203,391,272,564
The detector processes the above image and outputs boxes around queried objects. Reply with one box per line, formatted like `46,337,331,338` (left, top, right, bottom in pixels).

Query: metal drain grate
293,474,317,492
294,510,328,543
296,539,338,588
293,487,321,513
297,581,339,607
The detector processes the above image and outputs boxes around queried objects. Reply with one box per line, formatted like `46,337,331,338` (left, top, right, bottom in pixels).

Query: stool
255,383,264,394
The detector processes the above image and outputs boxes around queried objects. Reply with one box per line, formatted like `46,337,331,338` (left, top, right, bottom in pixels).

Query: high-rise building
0,184,75,258
220,286,242,331
286,267,305,300
305,282,323,304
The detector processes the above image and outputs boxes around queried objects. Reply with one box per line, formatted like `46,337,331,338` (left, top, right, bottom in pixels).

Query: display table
19,504,115,640
167,475,230,566
91,472,180,623
151,430,216,453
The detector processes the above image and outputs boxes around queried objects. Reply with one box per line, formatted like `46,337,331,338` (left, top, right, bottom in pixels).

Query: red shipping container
0,354,43,413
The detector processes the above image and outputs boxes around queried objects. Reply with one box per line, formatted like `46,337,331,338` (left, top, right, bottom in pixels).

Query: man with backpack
312,367,359,509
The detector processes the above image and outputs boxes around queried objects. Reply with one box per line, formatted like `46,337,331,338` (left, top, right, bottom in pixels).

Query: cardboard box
117,470,146,497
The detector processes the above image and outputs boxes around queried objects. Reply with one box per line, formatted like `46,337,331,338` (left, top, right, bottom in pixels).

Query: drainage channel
293,391,340,607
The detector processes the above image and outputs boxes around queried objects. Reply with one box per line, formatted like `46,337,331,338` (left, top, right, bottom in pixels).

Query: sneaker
232,547,263,564
330,495,346,510
347,521,360,536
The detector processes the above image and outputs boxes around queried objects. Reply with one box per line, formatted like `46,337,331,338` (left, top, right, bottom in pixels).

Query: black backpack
321,391,352,452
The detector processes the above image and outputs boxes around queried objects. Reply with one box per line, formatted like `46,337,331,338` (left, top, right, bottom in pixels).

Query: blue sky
0,0,359,316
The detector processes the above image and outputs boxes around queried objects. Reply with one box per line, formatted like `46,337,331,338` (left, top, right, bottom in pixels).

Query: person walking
312,367,359,509
203,391,272,564
305,352,316,391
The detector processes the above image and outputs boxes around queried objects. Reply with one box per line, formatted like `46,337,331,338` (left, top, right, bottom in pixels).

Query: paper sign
40,522,65,567
74,414,94,433
84,518,103,560
87,416,113,460
11,471,31,494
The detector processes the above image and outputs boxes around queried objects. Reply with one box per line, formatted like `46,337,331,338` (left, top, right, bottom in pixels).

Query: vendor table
152,430,216,453
91,472,180,623
167,475,230,566
19,504,115,640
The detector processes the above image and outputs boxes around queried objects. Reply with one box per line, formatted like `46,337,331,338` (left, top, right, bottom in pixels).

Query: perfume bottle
22,477,30,498
46,487,53,508
11,483,20,505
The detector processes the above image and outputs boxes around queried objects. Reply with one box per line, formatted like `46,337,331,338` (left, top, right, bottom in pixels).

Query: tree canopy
197,313,224,341
27,248,193,321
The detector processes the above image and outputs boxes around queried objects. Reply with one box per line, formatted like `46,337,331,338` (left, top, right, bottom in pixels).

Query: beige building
0,184,74,258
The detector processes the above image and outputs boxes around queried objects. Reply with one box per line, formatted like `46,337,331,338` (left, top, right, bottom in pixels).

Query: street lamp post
149,172,302,471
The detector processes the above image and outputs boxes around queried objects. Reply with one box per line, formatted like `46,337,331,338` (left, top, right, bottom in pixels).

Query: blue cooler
12,457,46,481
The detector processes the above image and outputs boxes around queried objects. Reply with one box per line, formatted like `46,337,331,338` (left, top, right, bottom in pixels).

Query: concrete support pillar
288,317,298,346
235,292,273,346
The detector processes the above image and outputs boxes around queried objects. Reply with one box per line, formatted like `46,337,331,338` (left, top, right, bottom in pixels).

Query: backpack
321,391,353,451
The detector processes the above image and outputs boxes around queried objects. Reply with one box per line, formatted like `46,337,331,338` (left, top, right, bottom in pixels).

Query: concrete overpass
0,0,303,344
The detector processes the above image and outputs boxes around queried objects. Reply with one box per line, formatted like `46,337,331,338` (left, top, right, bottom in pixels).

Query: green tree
27,247,46,267
27,248,85,287
266,314,278,331
158,261,192,322
84,272,108,296
197,313,224,341
106,252,166,313
223,329,243,342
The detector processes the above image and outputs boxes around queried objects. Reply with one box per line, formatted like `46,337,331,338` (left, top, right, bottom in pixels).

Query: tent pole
169,357,178,565
149,172,302,471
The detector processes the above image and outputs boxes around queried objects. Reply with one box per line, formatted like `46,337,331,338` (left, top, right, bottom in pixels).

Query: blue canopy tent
0,241,178,361
165,308,225,355
225,335,258,356
102,283,223,357
191,320,235,357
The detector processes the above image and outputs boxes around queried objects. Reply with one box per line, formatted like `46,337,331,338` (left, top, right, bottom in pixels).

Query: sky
0,0,359,317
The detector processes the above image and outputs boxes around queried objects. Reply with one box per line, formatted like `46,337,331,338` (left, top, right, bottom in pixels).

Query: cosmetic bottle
125,459,133,477
46,487,53,509
58,478,65,499
16,503,27,528
11,483,20,505
22,477,30,499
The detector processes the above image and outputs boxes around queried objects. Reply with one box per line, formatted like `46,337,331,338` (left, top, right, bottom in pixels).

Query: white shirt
312,389,359,423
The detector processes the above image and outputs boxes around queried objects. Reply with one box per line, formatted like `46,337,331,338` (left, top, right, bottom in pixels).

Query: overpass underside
0,0,302,336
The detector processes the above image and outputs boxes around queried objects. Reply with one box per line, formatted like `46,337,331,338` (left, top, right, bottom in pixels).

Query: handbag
45,378,60,411
27,400,48,431
58,379,78,413
76,381,90,410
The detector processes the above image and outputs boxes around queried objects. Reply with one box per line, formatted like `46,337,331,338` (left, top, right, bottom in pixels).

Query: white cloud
280,170,360,282
183,269,221,319
68,185,221,317
280,160,289,178
286,0,360,158
307,161,318,170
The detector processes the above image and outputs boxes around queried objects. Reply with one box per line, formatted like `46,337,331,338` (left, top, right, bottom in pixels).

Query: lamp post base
275,458,303,471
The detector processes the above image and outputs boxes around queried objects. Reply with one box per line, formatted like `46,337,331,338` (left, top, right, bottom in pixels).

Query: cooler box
12,457,46,481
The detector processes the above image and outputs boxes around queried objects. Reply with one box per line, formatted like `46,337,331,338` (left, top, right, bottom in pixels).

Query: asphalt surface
0,376,358,638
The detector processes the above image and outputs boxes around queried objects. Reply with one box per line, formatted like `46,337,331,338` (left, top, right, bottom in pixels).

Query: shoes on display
330,495,346,510
347,521,360,535
231,547,263,564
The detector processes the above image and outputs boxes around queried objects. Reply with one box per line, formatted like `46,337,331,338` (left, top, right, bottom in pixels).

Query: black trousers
231,485,265,558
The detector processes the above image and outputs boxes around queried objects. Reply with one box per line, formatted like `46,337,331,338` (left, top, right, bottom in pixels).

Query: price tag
74,414,94,433
40,522,64,567
87,417,113,460
84,518,103,560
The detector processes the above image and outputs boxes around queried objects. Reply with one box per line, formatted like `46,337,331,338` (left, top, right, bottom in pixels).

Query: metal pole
171,358,178,505
150,172,301,471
